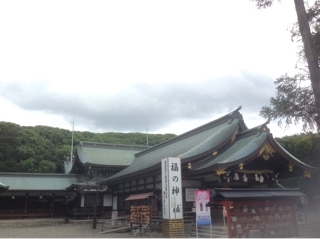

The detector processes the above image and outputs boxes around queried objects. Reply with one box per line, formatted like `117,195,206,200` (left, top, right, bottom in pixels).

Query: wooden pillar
24,193,28,218
201,177,205,189
65,193,69,223
122,183,125,211
50,194,55,218
100,193,104,216
225,199,232,238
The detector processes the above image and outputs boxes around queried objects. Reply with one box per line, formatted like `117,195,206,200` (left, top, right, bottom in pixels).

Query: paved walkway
0,210,319,238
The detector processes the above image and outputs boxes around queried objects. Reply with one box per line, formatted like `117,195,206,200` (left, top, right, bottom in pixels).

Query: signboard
103,194,112,206
195,190,211,225
185,188,198,202
162,157,183,219
300,196,308,205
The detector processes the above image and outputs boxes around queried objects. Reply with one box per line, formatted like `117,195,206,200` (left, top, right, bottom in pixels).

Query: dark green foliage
260,74,316,132
276,133,319,167
0,122,176,173
0,122,22,172
255,0,320,133
276,133,320,201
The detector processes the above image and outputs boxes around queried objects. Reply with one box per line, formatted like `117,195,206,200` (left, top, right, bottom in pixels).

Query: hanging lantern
243,174,248,182
260,175,264,183
234,172,239,180
255,174,259,181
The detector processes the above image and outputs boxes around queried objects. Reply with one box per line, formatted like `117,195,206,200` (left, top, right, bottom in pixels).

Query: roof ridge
78,141,149,149
236,119,271,138
136,107,244,157
0,172,82,177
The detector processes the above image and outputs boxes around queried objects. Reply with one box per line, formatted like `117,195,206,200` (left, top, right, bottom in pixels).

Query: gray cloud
0,70,276,133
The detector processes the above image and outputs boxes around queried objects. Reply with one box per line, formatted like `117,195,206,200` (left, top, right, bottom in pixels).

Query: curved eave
100,164,161,186
64,156,78,174
267,134,317,172
135,107,243,158
178,122,241,161
186,131,269,177
101,117,243,185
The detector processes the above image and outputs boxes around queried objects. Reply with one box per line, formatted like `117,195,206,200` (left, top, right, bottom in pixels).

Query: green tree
37,160,56,173
0,121,176,173
0,122,21,171
18,158,37,172
253,0,320,133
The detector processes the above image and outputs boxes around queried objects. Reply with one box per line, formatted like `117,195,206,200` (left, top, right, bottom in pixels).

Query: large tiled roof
76,142,149,167
189,123,317,176
0,173,83,191
195,128,268,170
102,108,245,184
64,142,149,174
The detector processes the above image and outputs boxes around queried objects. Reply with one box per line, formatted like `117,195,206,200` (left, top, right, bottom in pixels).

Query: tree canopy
0,121,176,173
253,0,320,133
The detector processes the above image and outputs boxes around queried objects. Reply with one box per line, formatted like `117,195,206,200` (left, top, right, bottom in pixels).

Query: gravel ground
0,223,167,238
0,210,319,238
0,220,164,238
0,224,130,238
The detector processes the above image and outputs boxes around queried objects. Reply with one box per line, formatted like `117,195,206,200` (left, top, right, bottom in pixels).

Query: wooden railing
0,209,24,218
0,208,67,219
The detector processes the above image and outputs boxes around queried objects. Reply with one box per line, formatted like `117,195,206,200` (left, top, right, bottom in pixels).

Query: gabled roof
101,108,317,185
102,107,247,184
189,123,270,174
186,122,317,179
0,173,83,191
64,141,149,174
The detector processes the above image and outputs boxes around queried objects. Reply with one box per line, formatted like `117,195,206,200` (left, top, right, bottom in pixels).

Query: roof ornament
216,168,227,175
238,163,244,170
256,118,271,136
303,170,311,178
228,106,243,124
259,142,276,160
288,163,294,172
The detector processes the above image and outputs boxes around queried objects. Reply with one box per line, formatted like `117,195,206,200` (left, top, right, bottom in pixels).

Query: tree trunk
294,0,320,132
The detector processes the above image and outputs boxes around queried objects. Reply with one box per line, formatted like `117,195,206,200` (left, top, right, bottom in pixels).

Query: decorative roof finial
237,105,242,111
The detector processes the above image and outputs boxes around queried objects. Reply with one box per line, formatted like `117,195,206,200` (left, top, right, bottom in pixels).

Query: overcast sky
0,0,308,138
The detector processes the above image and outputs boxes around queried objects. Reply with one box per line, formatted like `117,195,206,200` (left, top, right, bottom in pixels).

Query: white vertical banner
162,157,183,220
162,157,169,219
